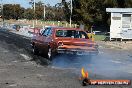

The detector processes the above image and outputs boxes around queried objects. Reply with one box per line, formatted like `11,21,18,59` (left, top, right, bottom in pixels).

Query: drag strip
0,28,131,88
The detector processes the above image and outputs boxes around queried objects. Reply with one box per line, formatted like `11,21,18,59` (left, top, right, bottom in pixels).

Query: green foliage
62,0,132,30
3,4,22,20
76,0,104,23
3,2,66,21
125,0,132,7
24,8,33,20
62,0,105,30
94,35,106,41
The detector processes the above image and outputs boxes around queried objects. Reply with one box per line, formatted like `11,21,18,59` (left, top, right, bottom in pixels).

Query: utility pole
42,1,45,21
29,0,35,28
43,4,45,29
42,0,45,29
70,0,72,27
13,0,16,19
43,3,45,20
13,4,15,19
0,0,3,26
33,0,36,28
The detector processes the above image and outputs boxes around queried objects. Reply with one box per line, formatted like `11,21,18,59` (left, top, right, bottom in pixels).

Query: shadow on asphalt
30,55,51,66
0,29,51,66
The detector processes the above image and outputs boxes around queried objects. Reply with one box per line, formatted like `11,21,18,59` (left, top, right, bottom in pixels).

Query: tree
24,8,33,20
3,4,25,20
62,0,71,22
62,0,105,29
54,3,65,21
2,1,66,21
103,0,117,7
117,0,125,8
125,0,132,7
35,1,44,20
44,3,65,21
27,1,65,21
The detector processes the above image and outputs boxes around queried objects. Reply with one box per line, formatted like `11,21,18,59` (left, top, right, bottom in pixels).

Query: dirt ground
0,28,131,88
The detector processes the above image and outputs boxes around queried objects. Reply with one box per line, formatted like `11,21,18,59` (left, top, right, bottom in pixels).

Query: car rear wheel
32,45,39,55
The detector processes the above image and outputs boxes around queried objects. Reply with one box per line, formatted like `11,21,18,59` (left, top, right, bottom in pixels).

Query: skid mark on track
20,54,31,61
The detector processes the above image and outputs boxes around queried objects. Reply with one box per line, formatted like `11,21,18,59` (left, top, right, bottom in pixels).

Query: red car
31,27,98,60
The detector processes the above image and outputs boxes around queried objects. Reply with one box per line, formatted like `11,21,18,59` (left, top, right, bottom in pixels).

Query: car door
38,27,52,53
32,32,42,48
36,28,49,52
44,28,54,51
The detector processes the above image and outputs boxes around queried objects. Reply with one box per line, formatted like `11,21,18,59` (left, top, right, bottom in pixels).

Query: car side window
42,27,52,36
42,28,49,36
47,28,52,36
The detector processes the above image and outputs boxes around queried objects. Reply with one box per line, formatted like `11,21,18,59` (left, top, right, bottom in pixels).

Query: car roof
53,27,84,31
45,26,85,31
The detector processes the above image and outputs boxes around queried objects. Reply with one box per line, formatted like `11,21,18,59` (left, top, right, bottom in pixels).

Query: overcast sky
2,0,61,8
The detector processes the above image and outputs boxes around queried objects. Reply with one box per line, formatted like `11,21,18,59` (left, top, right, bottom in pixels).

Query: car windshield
56,30,88,39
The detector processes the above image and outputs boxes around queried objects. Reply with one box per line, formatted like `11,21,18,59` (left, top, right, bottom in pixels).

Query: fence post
58,22,60,26
36,19,37,25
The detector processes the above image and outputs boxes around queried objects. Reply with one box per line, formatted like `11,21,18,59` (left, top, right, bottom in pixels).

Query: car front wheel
47,48,53,60
32,45,39,55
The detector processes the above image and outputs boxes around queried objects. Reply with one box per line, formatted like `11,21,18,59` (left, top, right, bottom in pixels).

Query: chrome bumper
57,48,98,55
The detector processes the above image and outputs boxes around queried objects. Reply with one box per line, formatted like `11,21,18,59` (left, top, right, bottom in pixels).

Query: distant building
106,8,132,41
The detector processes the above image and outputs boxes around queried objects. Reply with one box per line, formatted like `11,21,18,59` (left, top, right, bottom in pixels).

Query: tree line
2,1,65,21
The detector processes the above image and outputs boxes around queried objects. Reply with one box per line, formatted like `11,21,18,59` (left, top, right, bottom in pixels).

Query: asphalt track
0,28,131,88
